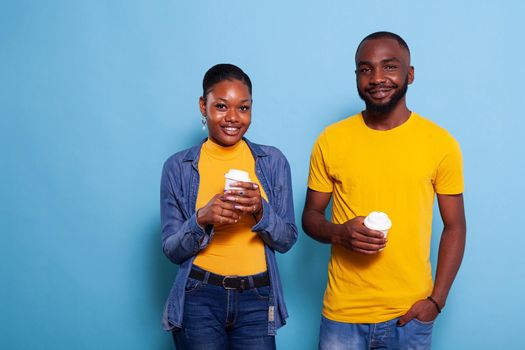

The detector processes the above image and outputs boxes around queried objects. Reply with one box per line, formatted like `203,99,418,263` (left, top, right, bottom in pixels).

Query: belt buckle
222,275,239,290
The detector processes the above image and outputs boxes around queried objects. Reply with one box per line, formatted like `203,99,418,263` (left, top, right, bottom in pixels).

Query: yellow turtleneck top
193,139,267,275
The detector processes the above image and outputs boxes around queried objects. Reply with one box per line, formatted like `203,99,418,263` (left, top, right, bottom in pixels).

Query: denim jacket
160,138,297,335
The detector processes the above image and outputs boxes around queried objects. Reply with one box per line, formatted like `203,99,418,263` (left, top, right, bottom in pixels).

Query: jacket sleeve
160,161,212,265
252,150,298,253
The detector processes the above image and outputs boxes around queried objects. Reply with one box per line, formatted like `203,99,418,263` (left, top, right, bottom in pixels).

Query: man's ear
408,66,415,85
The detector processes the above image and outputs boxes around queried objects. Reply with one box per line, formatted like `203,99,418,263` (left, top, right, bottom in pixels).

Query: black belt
189,268,269,291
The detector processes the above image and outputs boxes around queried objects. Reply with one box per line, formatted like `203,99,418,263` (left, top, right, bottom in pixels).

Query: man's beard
358,75,409,115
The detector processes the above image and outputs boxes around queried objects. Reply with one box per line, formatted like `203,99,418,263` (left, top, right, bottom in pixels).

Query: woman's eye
240,105,250,111
215,103,227,109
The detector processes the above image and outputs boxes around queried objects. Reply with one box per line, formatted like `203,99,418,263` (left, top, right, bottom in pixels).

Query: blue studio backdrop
2,1,524,349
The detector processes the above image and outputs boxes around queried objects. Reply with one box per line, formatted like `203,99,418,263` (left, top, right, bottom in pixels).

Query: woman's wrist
196,208,206,228
253,208,263,222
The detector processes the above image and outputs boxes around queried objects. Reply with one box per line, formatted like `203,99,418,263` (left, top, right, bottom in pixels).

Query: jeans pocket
184,277,204,295
252,285,270,300
412,318,435,326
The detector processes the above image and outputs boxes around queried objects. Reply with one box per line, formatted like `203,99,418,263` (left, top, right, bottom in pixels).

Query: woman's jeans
172,269,275,350
319,315,434,350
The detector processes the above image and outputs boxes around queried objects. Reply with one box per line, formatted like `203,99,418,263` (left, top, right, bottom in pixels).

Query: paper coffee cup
224,169,251,191
364,211,392,238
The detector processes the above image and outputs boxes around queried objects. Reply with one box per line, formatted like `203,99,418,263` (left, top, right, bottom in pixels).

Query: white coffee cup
364,211,392,238
224,169,251,191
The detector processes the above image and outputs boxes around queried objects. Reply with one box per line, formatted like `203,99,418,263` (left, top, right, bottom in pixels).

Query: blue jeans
172,268,275,350
319,315,434,350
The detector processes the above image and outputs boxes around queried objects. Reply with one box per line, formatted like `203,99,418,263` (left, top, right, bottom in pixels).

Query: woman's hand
223,182,263,222
196,194,241,227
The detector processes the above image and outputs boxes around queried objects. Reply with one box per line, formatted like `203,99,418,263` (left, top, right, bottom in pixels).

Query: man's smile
367,86,395,99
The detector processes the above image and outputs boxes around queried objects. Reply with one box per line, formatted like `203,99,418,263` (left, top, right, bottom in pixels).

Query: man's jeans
172,270,275,350
319,315,434,350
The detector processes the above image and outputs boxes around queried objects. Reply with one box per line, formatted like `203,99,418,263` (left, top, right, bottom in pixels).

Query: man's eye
385,65,397,71
360,68,371,73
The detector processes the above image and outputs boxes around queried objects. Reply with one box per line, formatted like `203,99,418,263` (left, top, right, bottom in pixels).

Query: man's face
355,38,414,114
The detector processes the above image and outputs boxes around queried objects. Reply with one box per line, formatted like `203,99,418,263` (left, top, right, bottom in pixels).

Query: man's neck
362,100,411,131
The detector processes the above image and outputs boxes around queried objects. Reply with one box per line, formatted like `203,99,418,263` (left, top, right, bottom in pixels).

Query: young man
302,32,466,349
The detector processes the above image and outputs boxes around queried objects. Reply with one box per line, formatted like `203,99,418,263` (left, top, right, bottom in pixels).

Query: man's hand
302,189,386,253
397,299,440,326
334,216,387,254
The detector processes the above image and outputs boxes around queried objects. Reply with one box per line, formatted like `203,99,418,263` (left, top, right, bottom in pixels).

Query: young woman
160,64,297,349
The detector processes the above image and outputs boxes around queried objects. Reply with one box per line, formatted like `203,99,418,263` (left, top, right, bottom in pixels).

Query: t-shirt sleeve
434,135,464,194
308,131,333,193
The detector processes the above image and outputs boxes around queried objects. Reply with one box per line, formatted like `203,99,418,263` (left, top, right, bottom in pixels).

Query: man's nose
371,69,386,84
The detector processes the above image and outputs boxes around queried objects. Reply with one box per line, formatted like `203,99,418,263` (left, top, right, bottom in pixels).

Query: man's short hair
356,31,410,57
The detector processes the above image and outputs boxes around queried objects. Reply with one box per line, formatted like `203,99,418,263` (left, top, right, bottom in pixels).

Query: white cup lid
224,169,251,182
364,211,392,231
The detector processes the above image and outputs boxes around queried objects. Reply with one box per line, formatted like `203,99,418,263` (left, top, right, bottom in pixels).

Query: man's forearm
431,225,466,308
302,208,340,244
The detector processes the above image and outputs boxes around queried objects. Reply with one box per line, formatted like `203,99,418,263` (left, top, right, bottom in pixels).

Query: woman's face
199,79,252,147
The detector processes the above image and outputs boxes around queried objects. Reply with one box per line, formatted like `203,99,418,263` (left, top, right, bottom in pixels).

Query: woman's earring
201,115,207,130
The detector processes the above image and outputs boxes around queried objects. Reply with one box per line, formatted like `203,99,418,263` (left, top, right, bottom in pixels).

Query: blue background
2,1,524,349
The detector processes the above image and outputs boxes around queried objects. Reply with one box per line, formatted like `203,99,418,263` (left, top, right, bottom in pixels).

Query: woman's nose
225,109,239,122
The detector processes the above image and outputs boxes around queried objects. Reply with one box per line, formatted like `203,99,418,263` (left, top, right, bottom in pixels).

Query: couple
160,32,466,350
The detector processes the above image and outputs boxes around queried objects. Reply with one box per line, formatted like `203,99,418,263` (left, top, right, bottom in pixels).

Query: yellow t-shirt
308,112,463,323
193,139,267,276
